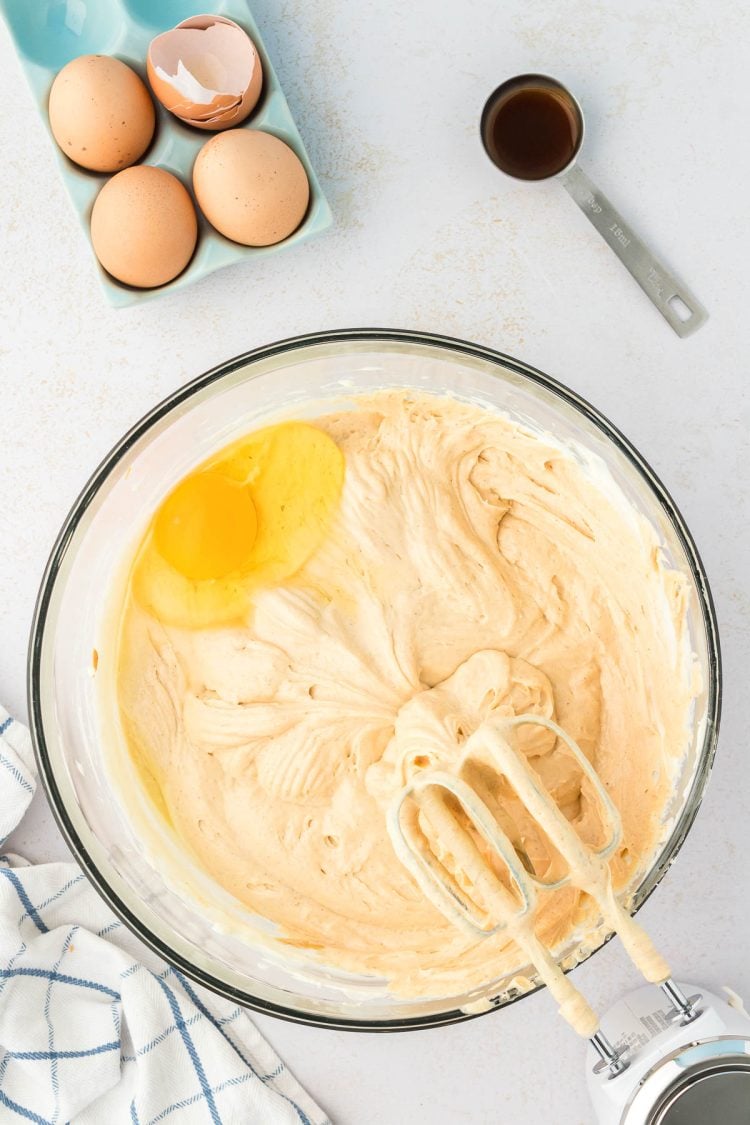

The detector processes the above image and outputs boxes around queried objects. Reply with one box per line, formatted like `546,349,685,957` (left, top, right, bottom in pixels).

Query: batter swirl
117,392,694,997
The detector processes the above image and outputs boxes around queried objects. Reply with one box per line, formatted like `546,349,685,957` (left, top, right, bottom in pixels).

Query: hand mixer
387,713,700,1079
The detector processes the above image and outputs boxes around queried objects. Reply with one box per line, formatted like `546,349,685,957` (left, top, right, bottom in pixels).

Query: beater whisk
387,714,699,1077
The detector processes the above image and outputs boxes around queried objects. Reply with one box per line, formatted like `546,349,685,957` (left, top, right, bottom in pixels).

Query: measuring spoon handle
561,164,707,338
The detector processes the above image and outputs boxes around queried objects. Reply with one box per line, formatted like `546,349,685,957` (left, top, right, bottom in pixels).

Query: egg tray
0,0,332,306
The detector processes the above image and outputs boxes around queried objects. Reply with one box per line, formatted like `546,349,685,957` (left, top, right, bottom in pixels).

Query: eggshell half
90,166,198,288
147,15,262,131
193,130,310,246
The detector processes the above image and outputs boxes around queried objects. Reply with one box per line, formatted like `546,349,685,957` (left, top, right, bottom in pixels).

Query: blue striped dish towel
0,705,330,1125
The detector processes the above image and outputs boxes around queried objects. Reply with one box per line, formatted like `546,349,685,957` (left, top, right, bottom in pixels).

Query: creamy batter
117,392,695,998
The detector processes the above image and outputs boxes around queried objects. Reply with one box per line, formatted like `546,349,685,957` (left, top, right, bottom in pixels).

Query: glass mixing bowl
28,329,721,1031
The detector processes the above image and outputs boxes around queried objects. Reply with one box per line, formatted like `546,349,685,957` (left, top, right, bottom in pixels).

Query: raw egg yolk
154,471,257,581
135,423,344,628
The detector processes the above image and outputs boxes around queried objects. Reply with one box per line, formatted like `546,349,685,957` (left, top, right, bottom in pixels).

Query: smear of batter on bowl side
116,392,695,998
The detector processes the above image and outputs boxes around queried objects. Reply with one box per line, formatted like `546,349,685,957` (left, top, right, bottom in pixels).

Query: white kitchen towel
0,705,330,1125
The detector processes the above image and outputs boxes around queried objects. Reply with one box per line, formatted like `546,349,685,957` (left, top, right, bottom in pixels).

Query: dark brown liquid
483,85,580,181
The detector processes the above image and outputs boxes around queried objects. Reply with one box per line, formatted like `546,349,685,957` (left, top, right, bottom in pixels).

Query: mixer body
586,983,750,1123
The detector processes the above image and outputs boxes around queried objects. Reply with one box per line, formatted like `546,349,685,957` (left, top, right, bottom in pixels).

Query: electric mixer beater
387,714,750,1123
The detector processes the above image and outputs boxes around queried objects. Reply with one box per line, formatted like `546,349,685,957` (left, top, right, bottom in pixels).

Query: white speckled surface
1,2,748,1122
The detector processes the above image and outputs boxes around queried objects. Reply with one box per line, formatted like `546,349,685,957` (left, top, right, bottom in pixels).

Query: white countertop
1,2,748,1122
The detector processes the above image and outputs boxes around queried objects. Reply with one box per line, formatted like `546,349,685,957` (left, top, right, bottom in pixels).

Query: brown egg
193,130,309,246
90,166,197,288
147,15,263,132
49,55,155,173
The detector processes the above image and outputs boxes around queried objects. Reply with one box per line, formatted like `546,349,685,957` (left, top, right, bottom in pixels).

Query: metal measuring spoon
480,74,707,337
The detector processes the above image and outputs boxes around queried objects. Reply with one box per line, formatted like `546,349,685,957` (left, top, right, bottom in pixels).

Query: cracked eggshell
147,15,263,132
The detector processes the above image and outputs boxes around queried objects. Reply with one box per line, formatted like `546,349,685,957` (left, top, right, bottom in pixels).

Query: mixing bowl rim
27,327,722,1032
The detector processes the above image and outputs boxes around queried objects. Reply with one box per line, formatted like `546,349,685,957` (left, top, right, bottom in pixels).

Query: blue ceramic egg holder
0,0,332,306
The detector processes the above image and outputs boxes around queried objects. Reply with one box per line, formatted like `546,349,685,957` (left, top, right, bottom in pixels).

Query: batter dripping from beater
116,392,696,998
